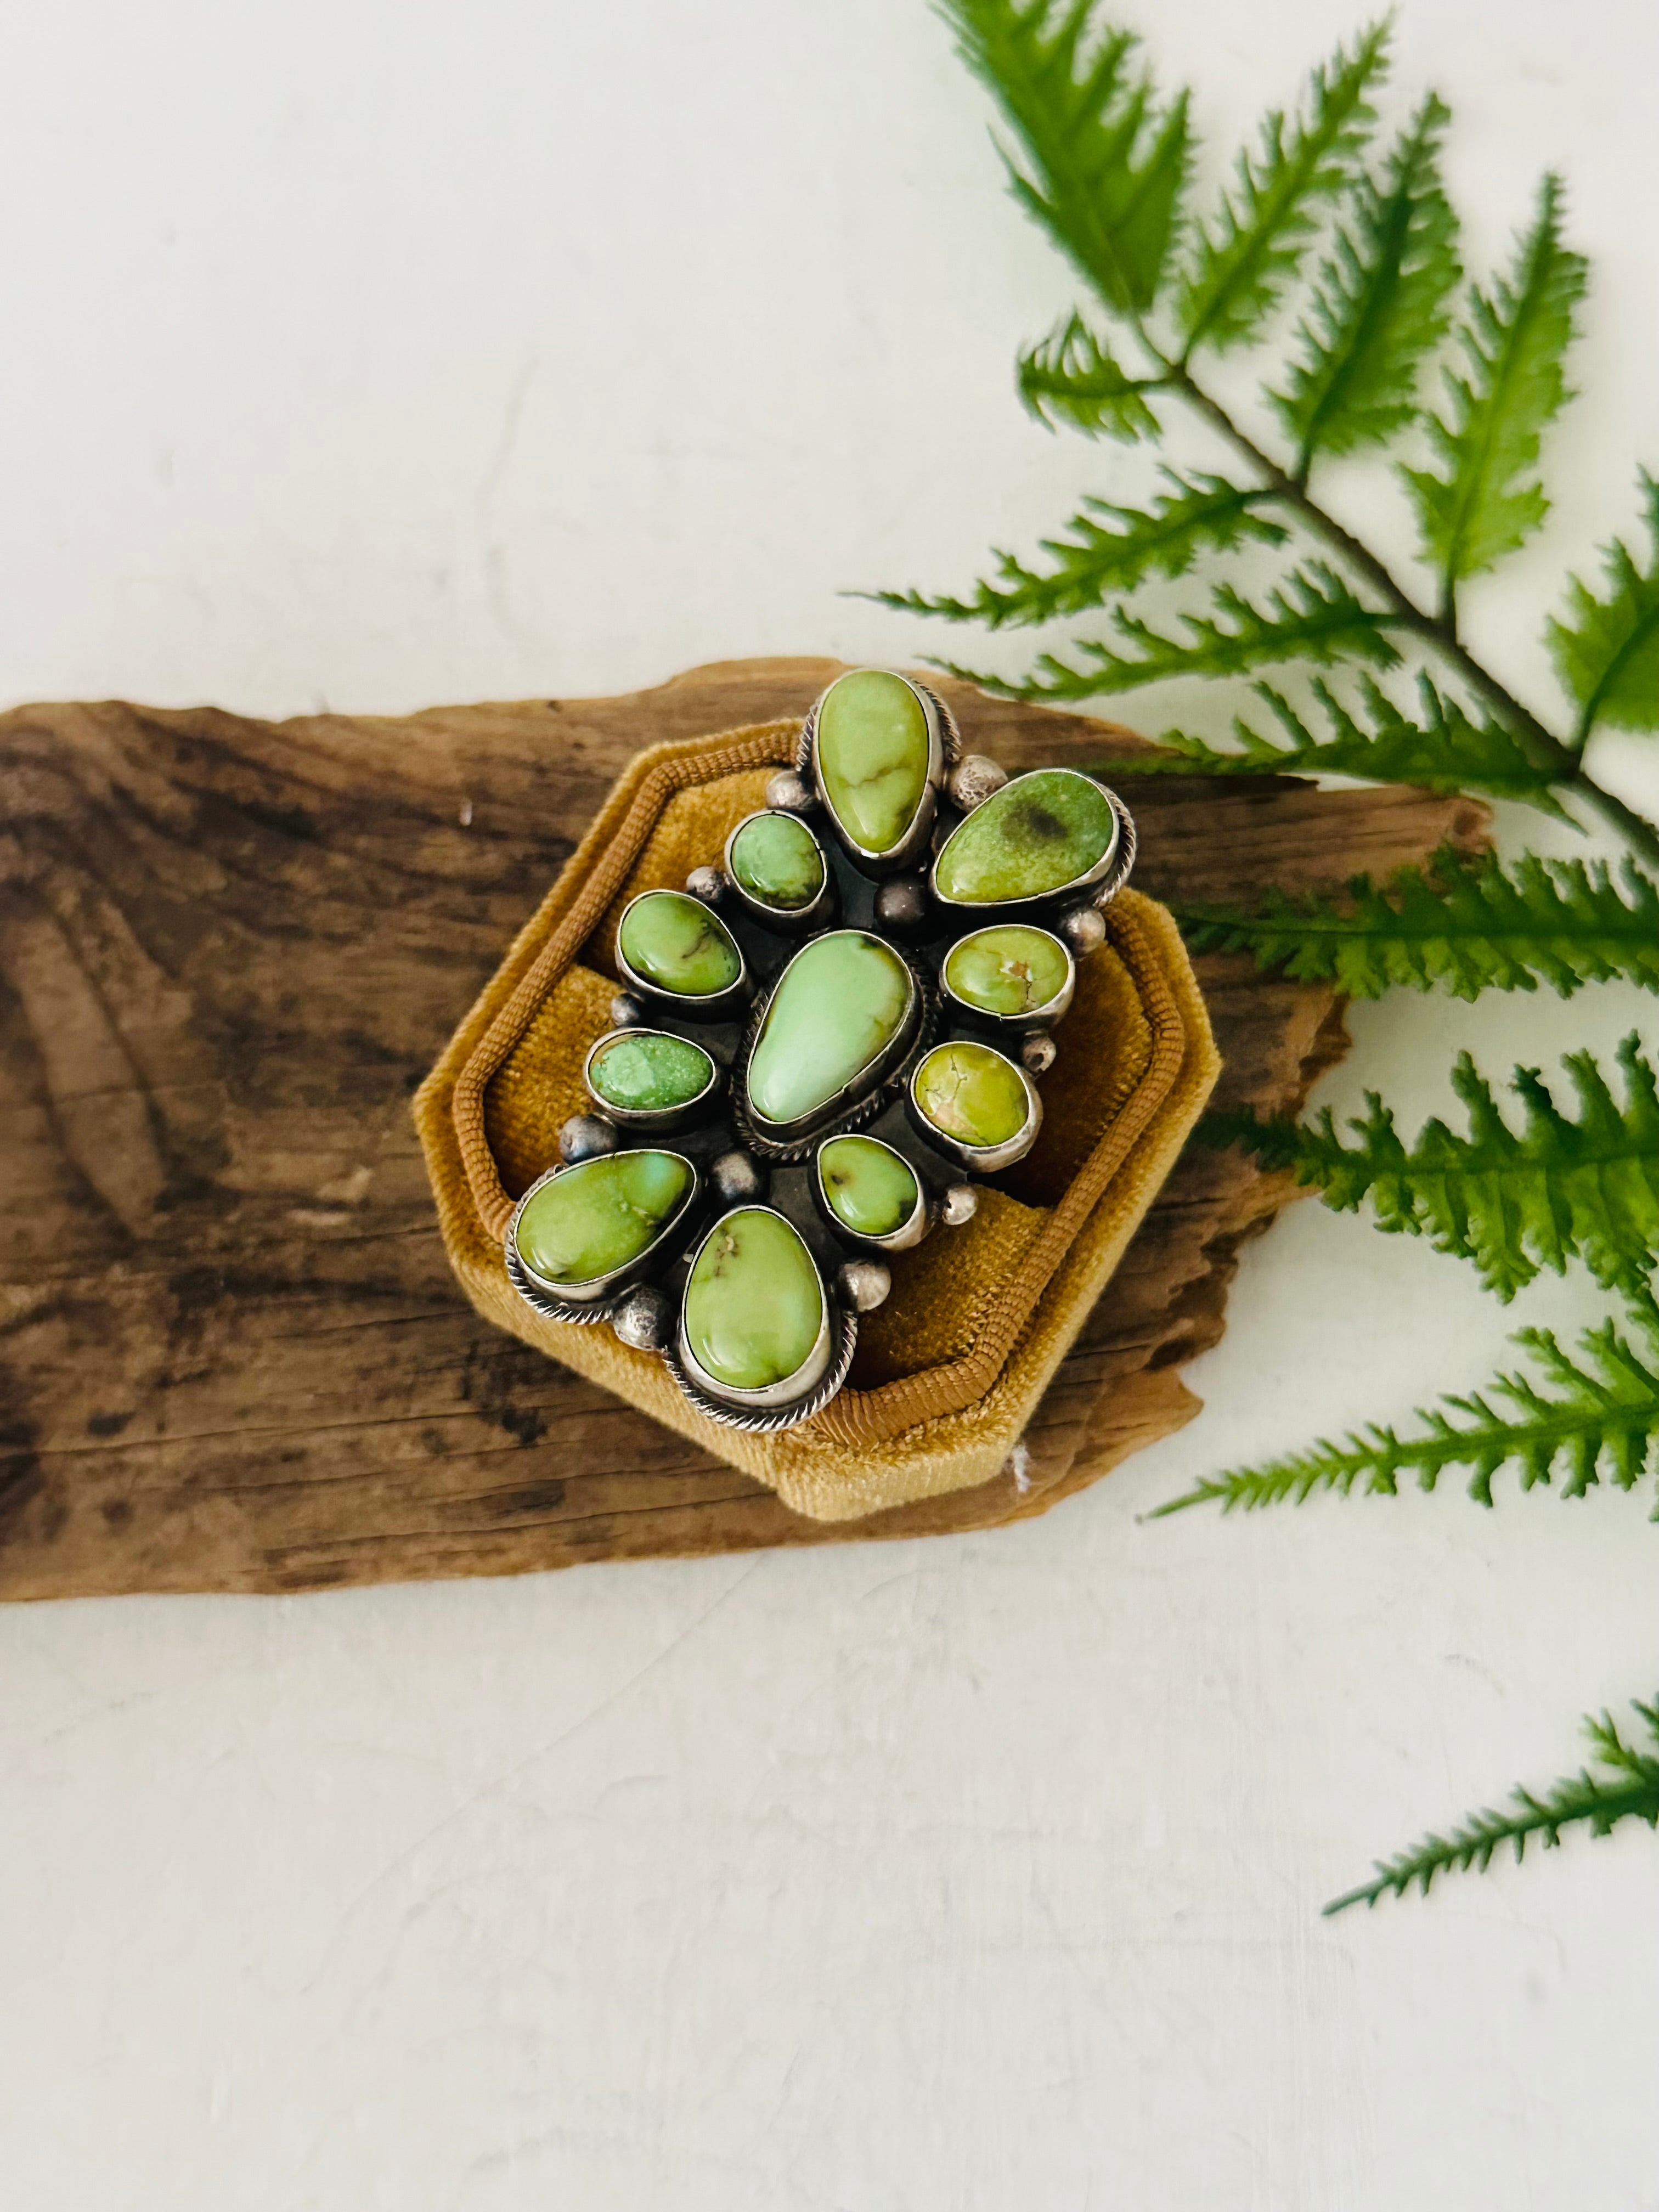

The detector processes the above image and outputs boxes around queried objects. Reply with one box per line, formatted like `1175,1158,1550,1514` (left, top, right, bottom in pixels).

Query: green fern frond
1406,173,1588,596
935,562,1399,699
1015,314,1163,438
870,471,1285,629
1325,1699,1659,1912
1150,1290,1659,1516
940,0,1192,315
1108,672,1566,811
1177,21,1389,355
1172,848,1659,1001
1208,1036,1659,1301
1273,94,1460,471
1548,470,1659,743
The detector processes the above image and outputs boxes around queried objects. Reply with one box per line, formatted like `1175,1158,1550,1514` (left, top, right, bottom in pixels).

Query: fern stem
1165,365,1659,869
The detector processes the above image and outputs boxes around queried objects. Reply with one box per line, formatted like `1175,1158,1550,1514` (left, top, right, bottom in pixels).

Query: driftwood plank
0,658,1485,1596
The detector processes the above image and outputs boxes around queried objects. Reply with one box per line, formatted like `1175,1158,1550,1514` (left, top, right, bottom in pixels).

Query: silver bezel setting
939,923,1076,1031
505,1151,702,1316
732,930,934,1159
613,889,752,1023
929,771,1136,913
905,1044,1045,1175
721,809,837,934
812,1133,931,1255
672,1206,841,1419
800,669,960,879
582,1027,723,1133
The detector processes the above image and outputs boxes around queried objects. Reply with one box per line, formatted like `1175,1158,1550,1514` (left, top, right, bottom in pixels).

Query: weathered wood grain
0,658,1486,1596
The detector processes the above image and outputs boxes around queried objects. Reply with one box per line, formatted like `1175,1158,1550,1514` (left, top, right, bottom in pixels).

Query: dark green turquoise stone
587,1030,714,1114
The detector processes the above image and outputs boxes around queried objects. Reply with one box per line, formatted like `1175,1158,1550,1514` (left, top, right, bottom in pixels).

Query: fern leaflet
1178,21,1389,355
1325,1699,1659,1912
939,0,1191,315
1172,848,1659,1001
1207,1035,1659,1301
1273,94,1460,470
934,562,1399,699
871,471,1285,628
1108,672,1565,810
1150,1291,1659,1516
1406,172,1588,596
1015,314,1163,439
1548,470,1659,743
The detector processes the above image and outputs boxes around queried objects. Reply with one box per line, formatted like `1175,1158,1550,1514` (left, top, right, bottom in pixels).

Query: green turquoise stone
944,925,1071,1017
815,669,931,856
729,811,826,910
746,930,913,1132
684,1207,825,1391
912,1041,1030,1150
514,1150,692,1288
934,769,1116,905
618,891,742,998
818,1136,920,1240
587,1030,714,1114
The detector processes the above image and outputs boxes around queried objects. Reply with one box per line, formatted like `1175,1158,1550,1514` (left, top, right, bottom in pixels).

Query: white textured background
2,2,1657,2205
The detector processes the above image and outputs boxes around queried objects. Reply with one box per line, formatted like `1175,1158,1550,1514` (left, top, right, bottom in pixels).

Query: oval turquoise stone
934,769,1117,905
815,669,931,857
944,925,1071,1018
818,1135,920,1240
514,1150,693,1289
746,930,913,1132
587,1030,715,1114
728,811,826,910
683,1207,825,1392
618,891,742,998
912,1041,1031,1150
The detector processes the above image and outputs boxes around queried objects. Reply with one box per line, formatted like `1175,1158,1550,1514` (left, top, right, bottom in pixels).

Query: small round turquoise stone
728,811,826,910
683,1207,826,1392
912,1041,1031,1150
746,930,914,1132
944,925,1071,1017
818,1136,920,1240
934,769,1117,905
815,669,932,857
618,891,742,997
515,1150,692,1288
587,1030,714,1114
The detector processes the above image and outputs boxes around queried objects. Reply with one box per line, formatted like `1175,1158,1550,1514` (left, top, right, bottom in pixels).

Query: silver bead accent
947,753,1009,812
764,768,815,814
612,1284,674,1352
558,1113,620,1165
836,1258,891,1313
709,1149,766,1206
873,876,930,935
685,864,726,905
1057,904,1107,956
940,1183,978,1228
609,991,648,1029
1020,1033,1058,1076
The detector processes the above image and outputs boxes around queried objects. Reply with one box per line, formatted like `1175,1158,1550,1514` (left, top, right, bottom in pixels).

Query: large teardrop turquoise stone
814,669,932,857
514,1150,693,1289
683,1207,826,1392
746,930,914,1133
933,769,1117,905
618,891,742,997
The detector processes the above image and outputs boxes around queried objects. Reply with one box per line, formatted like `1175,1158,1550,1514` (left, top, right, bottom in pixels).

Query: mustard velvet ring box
414,669,1219,1524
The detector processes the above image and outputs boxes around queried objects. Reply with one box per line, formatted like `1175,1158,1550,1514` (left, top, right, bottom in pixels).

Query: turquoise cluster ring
504,668,1137,1432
